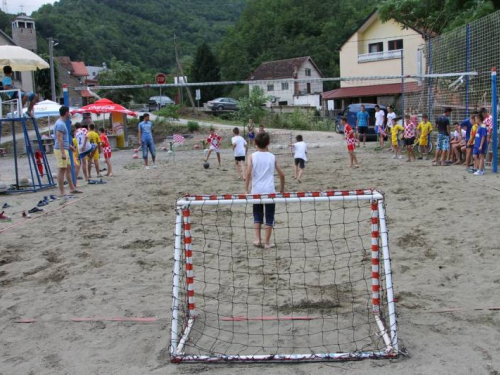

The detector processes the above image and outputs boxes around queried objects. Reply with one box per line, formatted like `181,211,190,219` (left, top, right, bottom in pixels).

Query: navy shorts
358,127,368,134
253,204,275,226
294,158,305,169
235,156,245,162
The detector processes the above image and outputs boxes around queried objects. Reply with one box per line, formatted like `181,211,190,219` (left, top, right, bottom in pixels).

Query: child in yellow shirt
416,114,433,160
87,123,102,179
391,122,404,159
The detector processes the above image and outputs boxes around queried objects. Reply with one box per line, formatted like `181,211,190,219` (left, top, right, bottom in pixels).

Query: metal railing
358,50,403,63
0,89,23,119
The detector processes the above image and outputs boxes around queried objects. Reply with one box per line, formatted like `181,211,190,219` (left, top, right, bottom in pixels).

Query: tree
191,43,223,104
97,58,152,104
237,86,269,124
378,0,500,36
34,53,60,100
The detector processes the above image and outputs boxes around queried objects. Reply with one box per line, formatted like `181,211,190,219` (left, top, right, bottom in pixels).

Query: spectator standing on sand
403,114,416,162
416,114,433,160
386,106,397,151
247,118,256,146
374,105,386,149
53,106,82,196
356,105,369,147
433,107,452,166
138,113,157,170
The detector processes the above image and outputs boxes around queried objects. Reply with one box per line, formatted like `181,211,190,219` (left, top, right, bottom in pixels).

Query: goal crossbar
171,189,399,363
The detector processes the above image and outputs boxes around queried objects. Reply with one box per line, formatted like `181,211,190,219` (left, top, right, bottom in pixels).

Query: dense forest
2,0,499,89
31,0,247,71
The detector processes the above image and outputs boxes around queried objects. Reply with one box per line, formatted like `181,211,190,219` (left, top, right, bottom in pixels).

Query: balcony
358,49,402,63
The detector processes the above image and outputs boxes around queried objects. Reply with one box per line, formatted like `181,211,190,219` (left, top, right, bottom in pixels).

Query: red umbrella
71,98,137,116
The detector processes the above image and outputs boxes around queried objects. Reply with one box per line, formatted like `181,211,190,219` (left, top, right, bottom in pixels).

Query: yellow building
324,10,426,111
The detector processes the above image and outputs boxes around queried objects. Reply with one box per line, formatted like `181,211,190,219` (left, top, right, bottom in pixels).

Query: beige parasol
0,45,50,71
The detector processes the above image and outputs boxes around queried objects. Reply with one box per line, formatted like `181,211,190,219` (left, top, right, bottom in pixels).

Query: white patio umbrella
31,100,62,135
0,45,50,71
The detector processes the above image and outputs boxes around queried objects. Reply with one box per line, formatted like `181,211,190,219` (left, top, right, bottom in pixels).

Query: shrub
187,121,200,132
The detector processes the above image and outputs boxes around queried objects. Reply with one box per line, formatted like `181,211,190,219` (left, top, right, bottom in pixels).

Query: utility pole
173,35,196,110
49,38,56,102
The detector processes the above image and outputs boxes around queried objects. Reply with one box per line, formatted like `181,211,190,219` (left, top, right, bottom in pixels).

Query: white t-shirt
387,112,397,128
293,141,307,161
375,111,385,126
75,129,92,153
453,129,466,140
231,135,247,157
251,151,276,194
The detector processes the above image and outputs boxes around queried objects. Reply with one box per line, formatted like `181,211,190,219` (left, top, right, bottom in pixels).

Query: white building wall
293,94,322,110
296,60,323,94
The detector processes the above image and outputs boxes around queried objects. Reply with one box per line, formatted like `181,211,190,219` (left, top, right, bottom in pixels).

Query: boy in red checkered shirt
99,128,113,177
342,116,359,168
205,127,222,167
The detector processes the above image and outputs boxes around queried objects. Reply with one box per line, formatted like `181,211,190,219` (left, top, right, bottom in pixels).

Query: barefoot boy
403,114,416,162
292,135,307,182
99,128,113,177
231,127,247,180
342,116,359,168
245,132,285,249
391,120,404,159
205,127,222,167
416,114,433,159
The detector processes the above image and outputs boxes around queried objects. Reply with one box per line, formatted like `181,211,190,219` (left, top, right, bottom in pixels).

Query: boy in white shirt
386,106,397,151
292,135,307,183
374,105,386,149
231,127,248,180
245,132,285,249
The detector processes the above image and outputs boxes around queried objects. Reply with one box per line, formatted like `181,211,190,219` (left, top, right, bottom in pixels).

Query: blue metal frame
492,69,498,173
0,116,56,193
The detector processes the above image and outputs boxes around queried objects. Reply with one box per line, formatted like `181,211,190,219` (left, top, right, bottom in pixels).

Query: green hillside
32,0,246,71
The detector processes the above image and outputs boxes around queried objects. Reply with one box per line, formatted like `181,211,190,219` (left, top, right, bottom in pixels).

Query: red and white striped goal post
170,189,399,363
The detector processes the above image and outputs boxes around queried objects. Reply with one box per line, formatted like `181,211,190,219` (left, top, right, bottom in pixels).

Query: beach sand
1,127,500,375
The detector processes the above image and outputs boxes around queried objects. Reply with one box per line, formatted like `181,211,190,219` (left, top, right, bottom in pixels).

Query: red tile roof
71,61,89,77
249,56,323,80
322,82,421,100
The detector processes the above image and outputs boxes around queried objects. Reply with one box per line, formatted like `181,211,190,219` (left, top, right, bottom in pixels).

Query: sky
6,0,57,15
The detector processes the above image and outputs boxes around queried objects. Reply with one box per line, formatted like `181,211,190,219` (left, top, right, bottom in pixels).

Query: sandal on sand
264,243,276,249
70,190,83,194
253,241,263,248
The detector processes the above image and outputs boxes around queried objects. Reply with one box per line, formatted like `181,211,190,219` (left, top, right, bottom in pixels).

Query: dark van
335,103,387,140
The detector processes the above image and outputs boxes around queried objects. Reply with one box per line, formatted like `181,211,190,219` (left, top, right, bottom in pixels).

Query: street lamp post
49,38,58,102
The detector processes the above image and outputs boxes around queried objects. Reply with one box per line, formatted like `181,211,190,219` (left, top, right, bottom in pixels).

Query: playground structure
0,89,55,193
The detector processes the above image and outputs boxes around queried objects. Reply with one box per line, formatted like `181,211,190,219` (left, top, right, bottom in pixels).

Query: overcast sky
7,0,57,15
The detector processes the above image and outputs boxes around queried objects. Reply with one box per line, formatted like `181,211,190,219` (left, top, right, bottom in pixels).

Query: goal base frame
170,189,399,363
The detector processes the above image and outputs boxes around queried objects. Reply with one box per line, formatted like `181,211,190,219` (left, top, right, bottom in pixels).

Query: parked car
335,103,387,141
148,95,175,111
207,97,239,112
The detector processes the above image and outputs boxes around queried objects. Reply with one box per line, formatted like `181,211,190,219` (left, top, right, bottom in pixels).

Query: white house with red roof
248,56,324,109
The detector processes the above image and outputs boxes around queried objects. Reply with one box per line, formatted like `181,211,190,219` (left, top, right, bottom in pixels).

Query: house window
388,39,403,51
305,68,311,77
267,84,274,92
369,42,384,53
307,83,311,94
14,72,21,81
281,82,289,90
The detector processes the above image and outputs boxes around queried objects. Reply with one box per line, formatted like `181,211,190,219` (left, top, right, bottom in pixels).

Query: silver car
149,95,175,111
207,97,239,112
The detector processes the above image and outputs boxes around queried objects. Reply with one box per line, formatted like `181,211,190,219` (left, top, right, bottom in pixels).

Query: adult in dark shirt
433,107,452,166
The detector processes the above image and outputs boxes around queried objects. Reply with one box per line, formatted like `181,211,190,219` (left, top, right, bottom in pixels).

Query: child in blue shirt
2,65,39,117
472,112,488,176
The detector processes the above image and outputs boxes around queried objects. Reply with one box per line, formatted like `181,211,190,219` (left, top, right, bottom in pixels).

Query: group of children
72,123,113,182
205,123,308,183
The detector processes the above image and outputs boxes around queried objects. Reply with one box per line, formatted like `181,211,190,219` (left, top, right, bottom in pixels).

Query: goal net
170,190,399,363
269,131,293,167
